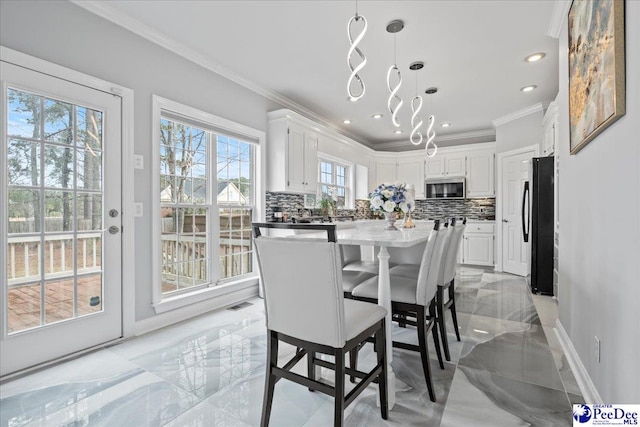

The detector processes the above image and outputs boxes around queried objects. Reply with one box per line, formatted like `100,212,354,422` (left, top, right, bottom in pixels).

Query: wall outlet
595,336,600,363
134,154,144,169
134,203,143,217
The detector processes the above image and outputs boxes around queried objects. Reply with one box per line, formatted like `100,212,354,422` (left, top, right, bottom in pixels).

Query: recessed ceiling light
394,130,403,134
343,119,351,124
441,122,451,128
521,85,537,93
525,52,546,62
371,113,383,119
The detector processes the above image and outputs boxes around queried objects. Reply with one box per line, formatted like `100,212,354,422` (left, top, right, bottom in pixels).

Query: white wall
0,0,283,322
495,110,544,154
557,1,640,402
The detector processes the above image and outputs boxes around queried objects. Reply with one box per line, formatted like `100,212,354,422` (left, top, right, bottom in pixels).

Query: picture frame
568,0,625,155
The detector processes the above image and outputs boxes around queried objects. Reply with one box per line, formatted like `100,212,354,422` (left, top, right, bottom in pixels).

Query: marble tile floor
0,268,583,426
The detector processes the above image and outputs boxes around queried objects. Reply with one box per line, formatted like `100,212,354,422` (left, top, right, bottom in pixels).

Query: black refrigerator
523,157,554,295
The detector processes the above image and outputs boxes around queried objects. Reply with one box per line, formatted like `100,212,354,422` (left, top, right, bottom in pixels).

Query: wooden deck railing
7,233,102,287
7,233,252,288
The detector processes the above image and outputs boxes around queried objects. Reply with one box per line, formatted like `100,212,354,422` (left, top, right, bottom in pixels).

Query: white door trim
0,46,136,339
495,144,539,272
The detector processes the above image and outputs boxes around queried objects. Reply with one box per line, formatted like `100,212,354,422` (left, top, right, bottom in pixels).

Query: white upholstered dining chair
389,218,465,361
350,220,449,402
252,222,389,426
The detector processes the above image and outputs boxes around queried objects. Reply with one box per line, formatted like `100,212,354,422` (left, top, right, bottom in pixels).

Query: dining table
290,220,434,410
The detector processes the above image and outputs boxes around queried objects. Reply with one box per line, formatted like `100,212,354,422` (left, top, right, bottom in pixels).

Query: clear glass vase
384,212,398,230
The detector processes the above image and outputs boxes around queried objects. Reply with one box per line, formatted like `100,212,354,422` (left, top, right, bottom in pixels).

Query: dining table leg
377,246,396,409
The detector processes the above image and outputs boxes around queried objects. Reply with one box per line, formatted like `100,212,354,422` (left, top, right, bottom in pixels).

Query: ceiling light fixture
441,122,451,128
347,0,367,102
525,52,546,62
371,113,383,119
343,119,352,124
521,85,537,92
424,87,438,158
409,61,424,146
386,19,404,127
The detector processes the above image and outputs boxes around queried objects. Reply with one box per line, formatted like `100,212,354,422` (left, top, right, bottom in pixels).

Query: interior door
501,150,533,276
1,61,122,376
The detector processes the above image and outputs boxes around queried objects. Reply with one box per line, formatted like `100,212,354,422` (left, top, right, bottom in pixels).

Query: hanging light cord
347,1,367,102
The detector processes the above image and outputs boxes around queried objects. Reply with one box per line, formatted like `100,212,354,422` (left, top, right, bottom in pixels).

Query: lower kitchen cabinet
461,222,495,267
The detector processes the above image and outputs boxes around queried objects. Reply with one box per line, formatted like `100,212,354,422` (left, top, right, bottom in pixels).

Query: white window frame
317,152,354,209
151,95,264,314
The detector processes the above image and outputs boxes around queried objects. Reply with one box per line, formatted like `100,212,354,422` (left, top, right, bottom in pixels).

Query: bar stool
351,220,449,402
389,218,466,361
252,222,389,426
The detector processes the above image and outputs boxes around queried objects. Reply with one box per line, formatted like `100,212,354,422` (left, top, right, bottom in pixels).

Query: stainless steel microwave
425,178,466,199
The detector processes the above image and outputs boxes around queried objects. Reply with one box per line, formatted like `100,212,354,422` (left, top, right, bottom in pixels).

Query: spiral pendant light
347,1,367,102
424,87,438,158
409,61,424,145
386,20,404,127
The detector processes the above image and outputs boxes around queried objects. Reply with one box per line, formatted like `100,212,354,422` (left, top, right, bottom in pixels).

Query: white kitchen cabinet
376,159,397,185
396,159,425,198
466,150,495,197
425,153,466,178
461,222,494,266
543,99,559,157
354,164,370,200
373,158,425,198
267,115,318,193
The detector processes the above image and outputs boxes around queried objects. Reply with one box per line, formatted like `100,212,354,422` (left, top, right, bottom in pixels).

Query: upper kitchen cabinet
267,111,318,193
375,158,397,185
354,164,370,200
542,97,559,157
396,159,425,198
466,149,495,198
425,153,466,178
373,157,425,198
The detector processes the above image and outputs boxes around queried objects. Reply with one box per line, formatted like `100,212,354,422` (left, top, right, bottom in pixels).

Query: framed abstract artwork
568,0,625,154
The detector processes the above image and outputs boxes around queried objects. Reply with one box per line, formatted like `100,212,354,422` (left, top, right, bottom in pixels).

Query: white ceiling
76,0,560,151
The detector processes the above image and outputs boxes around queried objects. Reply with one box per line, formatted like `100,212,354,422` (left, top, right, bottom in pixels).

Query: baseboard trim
555,319,603,403
134,284,259,336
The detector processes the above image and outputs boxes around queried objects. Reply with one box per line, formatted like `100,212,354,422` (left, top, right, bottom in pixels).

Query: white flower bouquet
369,182,415,214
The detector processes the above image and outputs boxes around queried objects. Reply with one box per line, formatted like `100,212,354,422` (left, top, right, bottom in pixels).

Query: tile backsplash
265,192,494,221
413,198,495,221
265,192,356,220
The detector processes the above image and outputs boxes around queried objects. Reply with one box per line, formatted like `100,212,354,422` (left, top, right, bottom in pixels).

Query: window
217,135,254,280
318,157,351,208
154,96,261,304
159,119,210,295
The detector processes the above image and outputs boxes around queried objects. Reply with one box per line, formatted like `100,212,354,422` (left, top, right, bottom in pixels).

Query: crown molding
69,0,370,147
548,0,572,38
373,129,496,152
268,109,377,155
492,103,547,127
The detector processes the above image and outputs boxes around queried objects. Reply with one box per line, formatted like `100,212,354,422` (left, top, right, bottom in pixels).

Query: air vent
226,301,253,311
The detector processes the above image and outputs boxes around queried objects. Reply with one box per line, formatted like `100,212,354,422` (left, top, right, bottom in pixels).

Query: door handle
108,226,120,235
522,181,530,243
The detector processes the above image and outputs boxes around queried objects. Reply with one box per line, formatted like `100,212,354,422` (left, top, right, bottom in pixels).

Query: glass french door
1,61,122,376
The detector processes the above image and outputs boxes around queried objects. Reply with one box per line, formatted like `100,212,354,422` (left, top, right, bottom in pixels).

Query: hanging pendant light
409,61,424,145
347,1,367,102
424,87,438,158
386,20,404,127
